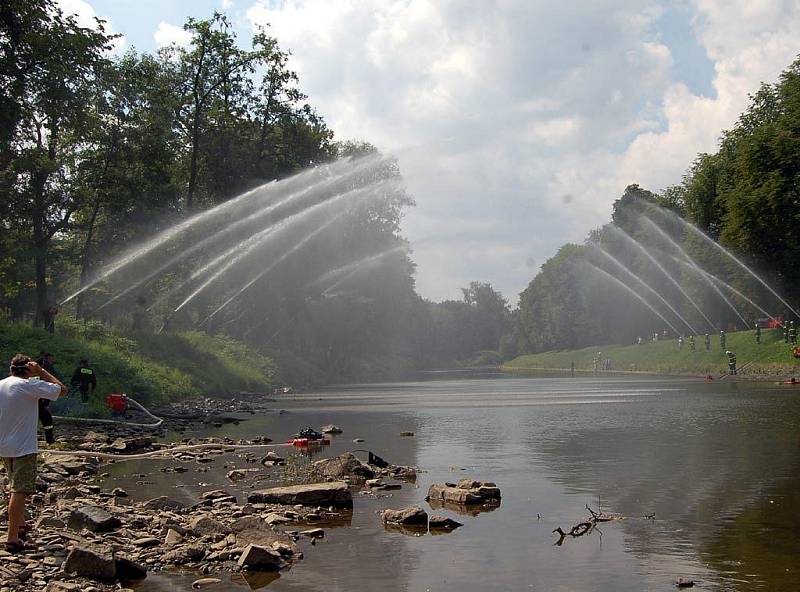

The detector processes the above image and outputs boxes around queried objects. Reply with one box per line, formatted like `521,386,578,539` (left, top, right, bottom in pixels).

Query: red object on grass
106,392,128,413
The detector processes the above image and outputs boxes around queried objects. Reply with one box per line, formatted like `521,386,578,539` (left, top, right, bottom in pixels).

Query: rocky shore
0,424,422,591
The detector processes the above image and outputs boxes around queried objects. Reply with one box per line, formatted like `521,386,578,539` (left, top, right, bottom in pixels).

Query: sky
59,0,800,303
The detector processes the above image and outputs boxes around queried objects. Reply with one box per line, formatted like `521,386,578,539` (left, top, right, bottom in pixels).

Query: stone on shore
237,544,285,571
429,515,463,529
115,557,147,581
142,496,185,511
320,424,343,434
63,545,116,579
189,515,229,536
314,452,374,479
247,482,353,508
380,505,428,525
426,479,501,505
67,506,122,532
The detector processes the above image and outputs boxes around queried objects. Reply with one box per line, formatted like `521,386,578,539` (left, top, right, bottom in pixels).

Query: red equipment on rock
106,392,128,415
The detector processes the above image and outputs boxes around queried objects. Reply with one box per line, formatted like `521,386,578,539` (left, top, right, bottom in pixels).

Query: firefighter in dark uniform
719,330,726,350
689,335,696,352
71,359,97,403
790,321,797,345
755,323,761,344
704,333,711,351
726,350,737,375
36,352,59,443
783,321,790,343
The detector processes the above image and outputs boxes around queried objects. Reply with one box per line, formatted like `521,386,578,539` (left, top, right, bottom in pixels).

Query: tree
0,0,113,325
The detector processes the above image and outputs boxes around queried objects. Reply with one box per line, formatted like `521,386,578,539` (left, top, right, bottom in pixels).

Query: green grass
504,328,800,377
0,317,276,406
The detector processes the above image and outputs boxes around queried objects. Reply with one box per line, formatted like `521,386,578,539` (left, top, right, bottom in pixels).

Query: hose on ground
53,396,164,428
43,441,292,461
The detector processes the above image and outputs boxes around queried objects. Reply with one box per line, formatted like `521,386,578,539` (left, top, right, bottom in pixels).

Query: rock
45,582,81,592
366,479,384,488
260,451,285,465
320,424,343,434
165,529,184,546
115,557,147,581
37,516,66,529
192,578,222,589
248,482,353,508
429,515,463,529
352,438,365,443
162,544,205,564
226,469,254,482
83,431,109,444
132,537,160,548
380,505,428,525
200,489,232,500
264,513,291,525
142,496,185,511
400,431,415,437
63,545,116,579
301,528,324,538
189,515,229,536
67,506,121,532
426,480,501,505
111,487,128,497
314,453,374,479
237,544,285,571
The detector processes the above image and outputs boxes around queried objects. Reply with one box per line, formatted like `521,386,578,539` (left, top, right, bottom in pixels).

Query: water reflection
121,377,800,591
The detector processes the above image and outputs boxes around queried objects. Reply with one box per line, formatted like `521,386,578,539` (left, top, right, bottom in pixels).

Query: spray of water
668,255,776,321
312,246,407,295
175,181,393,313
591,245,698,335
93,157,388,312
199,212,349,326
609,226,715,331
654,207,800,319
584,262,680,335
641,217,750,328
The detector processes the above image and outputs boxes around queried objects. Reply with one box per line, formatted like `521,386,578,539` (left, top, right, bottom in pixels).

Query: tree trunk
187,109,201,209
31,189,48,327
75,202,101,319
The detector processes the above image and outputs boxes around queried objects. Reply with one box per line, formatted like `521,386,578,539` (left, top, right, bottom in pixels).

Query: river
106,374,800,591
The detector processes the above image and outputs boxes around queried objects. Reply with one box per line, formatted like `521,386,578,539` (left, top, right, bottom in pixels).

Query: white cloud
154,21,193,49
57,0,126,54
246,0,800,301
222,0,235,9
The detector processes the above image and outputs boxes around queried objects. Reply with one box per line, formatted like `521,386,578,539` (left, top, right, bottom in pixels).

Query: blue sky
60,0,800,303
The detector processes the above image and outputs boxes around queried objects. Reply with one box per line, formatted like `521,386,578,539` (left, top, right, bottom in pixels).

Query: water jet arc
610,226,715,331
641,217,750,329
584,262,680,335
671,213,800,319
668,256,776,322
592,245,698,335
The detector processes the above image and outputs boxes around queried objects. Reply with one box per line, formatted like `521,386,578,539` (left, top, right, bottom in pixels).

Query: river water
110,374,800,591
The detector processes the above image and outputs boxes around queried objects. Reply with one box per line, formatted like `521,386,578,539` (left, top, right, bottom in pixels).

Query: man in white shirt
0,354,66,552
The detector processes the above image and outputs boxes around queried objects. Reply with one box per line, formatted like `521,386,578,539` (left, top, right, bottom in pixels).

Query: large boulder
380,505,428,525
429,515,463,530
237,544,285,571
314,453,374,479
63,545,116,579
426,479,501,506
189,515,229,536
115,557,147,581
68,506,121,532
247,482,353,508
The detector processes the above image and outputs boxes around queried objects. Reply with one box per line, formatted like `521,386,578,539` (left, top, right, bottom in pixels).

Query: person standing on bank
0,354,66,552
71,359,96,403
35,352,59,444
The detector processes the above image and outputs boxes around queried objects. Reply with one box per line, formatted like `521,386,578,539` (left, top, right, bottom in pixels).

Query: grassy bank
504,328,800,378
0,317,276,405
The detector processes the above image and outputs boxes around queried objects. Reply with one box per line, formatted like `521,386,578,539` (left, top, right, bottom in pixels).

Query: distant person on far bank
726,350,737,375
0,354,66,552
755,323,761,344
71,359,97,403
42,305,58,334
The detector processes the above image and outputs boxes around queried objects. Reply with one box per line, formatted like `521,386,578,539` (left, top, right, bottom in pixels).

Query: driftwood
552,503,621,546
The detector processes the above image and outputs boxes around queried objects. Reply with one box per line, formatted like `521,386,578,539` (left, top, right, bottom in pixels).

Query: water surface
114,375,800,591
